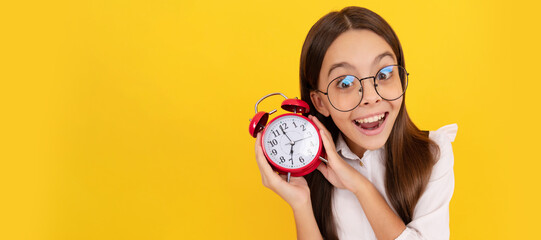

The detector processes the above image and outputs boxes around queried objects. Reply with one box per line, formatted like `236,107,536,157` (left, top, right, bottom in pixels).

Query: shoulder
428,123,458,181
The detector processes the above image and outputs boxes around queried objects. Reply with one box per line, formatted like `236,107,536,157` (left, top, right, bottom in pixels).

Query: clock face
262,114,321,170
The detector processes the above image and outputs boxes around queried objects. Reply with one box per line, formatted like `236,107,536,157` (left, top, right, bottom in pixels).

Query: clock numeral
299,156,305,163
292,121,297,128
271,129,281,138
268,139,278,147
281,123,288,130
279,156,286,164
301,124,306,131
270,149,277,156
289,158,293,164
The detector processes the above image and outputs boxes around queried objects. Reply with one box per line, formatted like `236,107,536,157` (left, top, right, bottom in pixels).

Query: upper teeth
355,113,385,124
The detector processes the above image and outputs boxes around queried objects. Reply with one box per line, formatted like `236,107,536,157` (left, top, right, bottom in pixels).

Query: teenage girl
254,6,457,240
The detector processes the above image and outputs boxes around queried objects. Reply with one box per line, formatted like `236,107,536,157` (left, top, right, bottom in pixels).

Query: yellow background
1,0,540,239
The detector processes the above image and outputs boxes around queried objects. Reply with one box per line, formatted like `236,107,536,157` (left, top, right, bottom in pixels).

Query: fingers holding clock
312,126,348,189
308,115,338,158
309,115,360,191
255,133,310,209
255,132,282,186
255,132,296,186
317,161,346,189
254,132,272,174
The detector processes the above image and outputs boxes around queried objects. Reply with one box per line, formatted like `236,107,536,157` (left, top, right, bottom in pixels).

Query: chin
359,138,386,150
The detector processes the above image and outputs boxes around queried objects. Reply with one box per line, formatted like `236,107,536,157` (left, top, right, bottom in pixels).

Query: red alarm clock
249,93,327,182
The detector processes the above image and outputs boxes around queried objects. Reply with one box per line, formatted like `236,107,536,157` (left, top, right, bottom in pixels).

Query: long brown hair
300,7,440,239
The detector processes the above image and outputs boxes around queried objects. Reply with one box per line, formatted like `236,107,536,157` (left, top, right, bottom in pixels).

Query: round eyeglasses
315,65,409,112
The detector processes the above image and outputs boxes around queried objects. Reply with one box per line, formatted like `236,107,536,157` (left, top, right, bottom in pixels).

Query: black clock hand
292,136,312,143
289,144,294,157
287,132,313,145
280,125,294,145
289,144,294,167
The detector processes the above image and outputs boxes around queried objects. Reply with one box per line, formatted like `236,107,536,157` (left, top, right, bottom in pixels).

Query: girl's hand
254,132,311,210
309,115,365,195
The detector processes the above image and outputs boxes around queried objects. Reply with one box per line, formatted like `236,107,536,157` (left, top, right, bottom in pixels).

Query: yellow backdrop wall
1,0,540,239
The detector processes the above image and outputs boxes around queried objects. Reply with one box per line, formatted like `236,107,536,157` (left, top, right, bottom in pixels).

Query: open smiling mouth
353,112,389,130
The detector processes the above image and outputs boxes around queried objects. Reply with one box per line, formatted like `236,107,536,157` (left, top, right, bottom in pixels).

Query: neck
342,134,367,158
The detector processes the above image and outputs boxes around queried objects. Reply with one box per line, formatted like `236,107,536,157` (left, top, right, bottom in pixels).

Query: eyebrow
327,62,355,77
327,51,395,77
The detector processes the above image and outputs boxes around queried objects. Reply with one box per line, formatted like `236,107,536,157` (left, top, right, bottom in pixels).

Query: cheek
390,98,403,112
328,111,352,128
387,100,403,125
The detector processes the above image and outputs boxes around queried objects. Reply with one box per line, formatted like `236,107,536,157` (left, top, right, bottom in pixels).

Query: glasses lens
374,65,408,101
327,75,362,111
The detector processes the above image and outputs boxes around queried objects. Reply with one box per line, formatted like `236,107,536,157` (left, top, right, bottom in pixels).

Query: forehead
321,29,396,75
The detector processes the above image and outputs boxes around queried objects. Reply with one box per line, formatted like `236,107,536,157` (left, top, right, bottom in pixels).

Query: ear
310,91,331,117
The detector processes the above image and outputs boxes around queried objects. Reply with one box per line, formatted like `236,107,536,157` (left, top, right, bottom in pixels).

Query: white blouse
332,124,458,240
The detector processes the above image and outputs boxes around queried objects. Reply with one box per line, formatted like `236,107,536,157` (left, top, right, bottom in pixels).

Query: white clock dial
263,115,320,170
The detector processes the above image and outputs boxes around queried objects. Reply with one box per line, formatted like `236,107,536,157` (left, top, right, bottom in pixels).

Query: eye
377,66,394,81
335,75,356,89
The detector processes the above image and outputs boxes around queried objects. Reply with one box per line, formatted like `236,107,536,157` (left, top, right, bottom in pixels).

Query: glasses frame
315,64,409,112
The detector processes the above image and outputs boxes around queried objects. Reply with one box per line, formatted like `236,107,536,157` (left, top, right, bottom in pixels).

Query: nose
361,79,381,105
